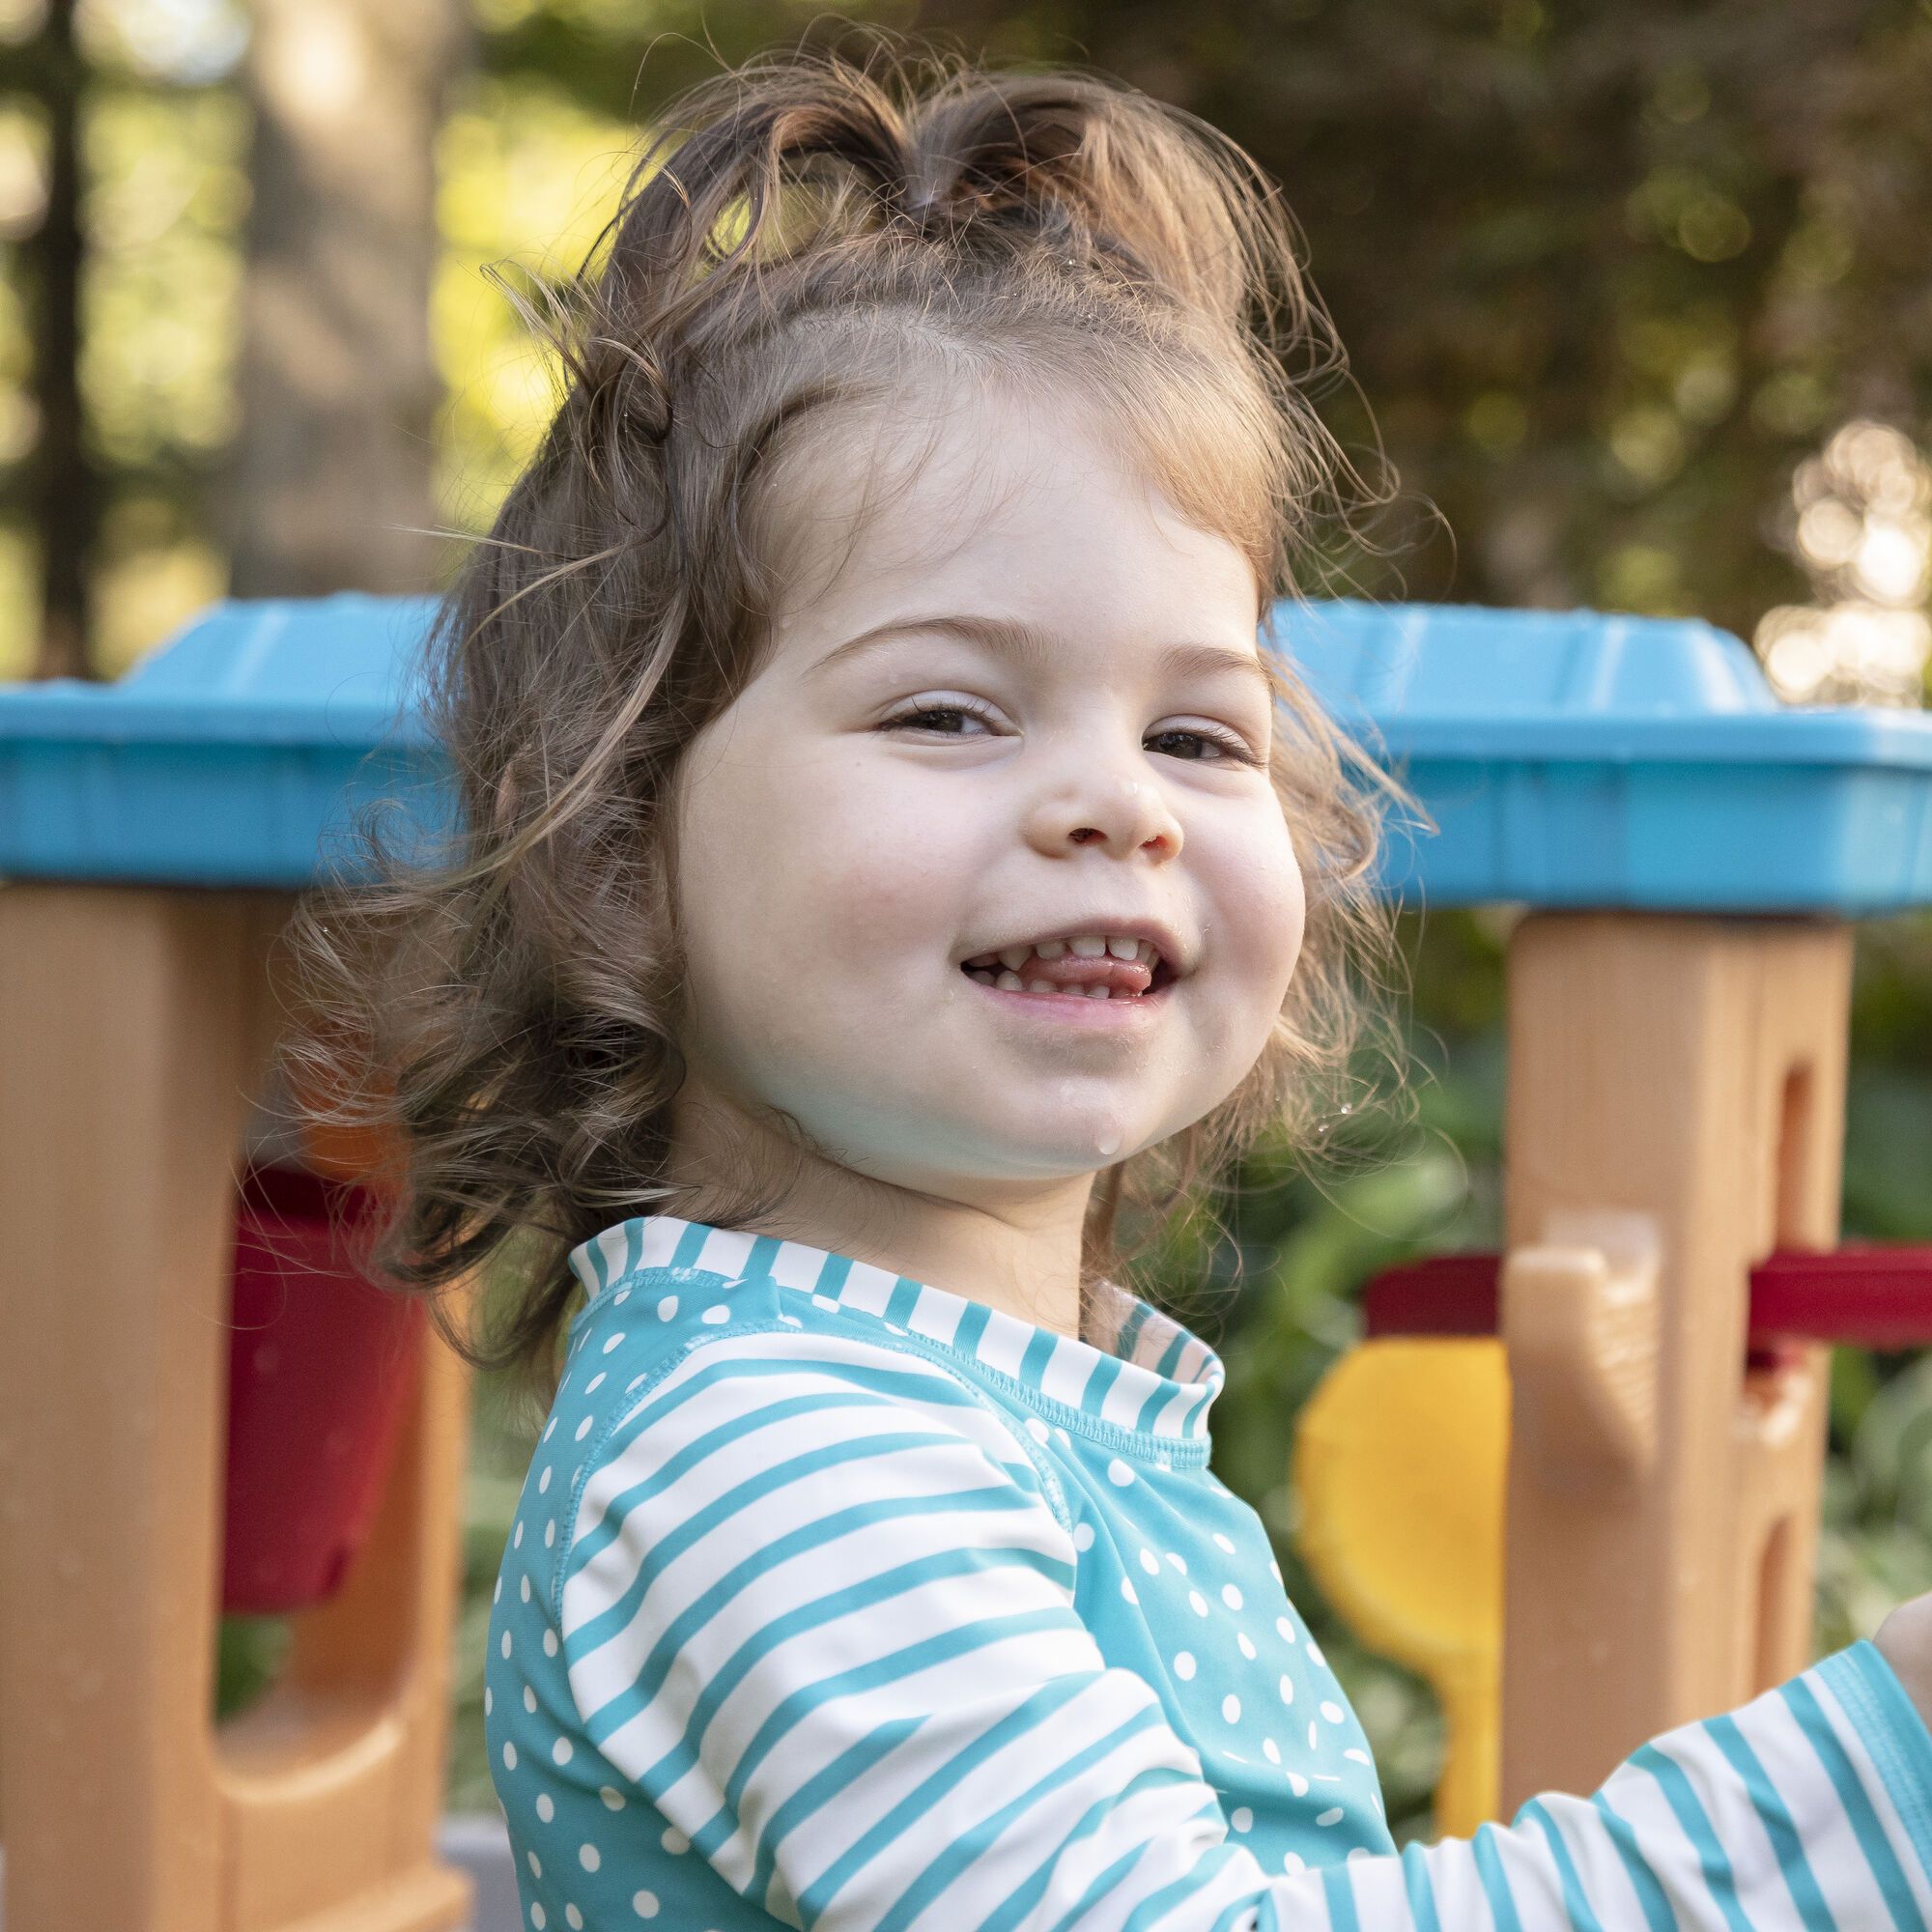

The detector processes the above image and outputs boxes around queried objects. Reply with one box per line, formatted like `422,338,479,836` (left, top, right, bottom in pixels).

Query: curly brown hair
275,36,1425,1428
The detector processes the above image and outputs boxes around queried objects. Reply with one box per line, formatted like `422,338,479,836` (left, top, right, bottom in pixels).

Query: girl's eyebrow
807,611,1273,695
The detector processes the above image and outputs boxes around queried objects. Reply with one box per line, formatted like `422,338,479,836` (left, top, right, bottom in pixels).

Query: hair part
276,35,1424,1427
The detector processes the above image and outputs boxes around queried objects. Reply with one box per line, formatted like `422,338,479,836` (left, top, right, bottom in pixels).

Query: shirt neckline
565,1212,1225,1445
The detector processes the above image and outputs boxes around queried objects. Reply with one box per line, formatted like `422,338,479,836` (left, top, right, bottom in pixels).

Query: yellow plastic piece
1293,1338,1509,1835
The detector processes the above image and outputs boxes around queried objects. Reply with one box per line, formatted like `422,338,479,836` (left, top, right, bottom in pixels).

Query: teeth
967,936,1162,1000
976,935,1166,970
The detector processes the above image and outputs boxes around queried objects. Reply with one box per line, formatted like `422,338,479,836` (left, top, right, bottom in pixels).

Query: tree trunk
226,0,470,598
26,0,94,679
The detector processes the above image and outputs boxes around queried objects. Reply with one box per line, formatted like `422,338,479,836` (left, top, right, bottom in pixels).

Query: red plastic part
1362,1245,1932,1350
1747,1246,1932,1348
222,1162,422,1616
1360,1252,1503,1339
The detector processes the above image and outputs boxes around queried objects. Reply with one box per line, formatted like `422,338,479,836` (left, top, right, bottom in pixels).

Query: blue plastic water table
1,590,1929,913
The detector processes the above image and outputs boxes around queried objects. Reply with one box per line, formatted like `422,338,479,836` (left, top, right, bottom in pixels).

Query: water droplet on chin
1095,1130,1122,1158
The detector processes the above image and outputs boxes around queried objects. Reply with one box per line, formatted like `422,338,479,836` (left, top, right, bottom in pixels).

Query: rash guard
484,1213,1932,1932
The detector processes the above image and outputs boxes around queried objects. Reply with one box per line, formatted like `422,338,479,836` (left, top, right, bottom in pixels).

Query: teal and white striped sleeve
557,1322,1932,1932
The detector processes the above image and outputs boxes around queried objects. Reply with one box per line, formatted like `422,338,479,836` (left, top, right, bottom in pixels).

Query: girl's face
669,384,1305,1206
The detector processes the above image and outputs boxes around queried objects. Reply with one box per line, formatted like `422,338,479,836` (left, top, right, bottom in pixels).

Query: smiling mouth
959,935,1177,1003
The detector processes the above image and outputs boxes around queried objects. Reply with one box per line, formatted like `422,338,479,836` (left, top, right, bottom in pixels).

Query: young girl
286,43,1932,1932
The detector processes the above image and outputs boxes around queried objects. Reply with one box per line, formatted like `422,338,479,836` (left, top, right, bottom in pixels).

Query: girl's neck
663,1086,1097,1342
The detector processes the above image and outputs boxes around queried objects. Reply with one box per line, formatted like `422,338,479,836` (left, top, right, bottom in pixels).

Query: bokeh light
1755,421,1932,708
75,0,247,84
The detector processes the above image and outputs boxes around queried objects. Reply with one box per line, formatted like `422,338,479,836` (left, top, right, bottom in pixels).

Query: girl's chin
938,1117,1163,1179
829,1119,1161,1193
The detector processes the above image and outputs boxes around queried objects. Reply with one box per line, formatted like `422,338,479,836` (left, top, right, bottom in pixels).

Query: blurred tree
12,2,1929,683
10,0,92,676
226,0,471,596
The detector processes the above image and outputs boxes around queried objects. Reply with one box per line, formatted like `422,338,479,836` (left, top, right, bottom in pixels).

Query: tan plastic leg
0,883,474,1932
1497,911,1849,1809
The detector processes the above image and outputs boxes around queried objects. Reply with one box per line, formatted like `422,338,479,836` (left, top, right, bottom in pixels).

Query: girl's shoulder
554,1257,795,1436
546,1253,1073,1534
558,1251,1029,1433
559,1247,902,1377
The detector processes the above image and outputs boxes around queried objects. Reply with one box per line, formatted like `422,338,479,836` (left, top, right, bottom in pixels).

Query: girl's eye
880,703,1261,763
1147,724,1263,766
880,699,1001,737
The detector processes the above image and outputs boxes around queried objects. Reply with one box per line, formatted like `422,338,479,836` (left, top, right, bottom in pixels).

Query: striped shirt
485,1213,1932,1931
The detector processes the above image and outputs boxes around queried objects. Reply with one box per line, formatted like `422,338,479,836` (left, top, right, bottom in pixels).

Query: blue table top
2,591,1928,911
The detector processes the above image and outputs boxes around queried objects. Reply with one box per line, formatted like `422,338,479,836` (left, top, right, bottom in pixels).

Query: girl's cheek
805,767,990,932
1213,812,1305,999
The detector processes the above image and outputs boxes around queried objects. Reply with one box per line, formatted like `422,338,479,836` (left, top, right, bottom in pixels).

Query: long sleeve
554,1321,1932,1932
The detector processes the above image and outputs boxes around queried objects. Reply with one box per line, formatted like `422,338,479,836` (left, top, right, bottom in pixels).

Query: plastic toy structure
0,594,469,1932
1279,600,1932,1834
1,592,1930,1928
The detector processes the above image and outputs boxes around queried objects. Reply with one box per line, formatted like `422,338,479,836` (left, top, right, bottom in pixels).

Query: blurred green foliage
11,1,1932,680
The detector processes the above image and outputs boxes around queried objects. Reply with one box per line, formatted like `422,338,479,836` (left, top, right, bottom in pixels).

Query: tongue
1009,949,1152,996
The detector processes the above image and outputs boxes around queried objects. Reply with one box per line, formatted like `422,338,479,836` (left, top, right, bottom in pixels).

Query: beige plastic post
1496,910,1851,1810
0,882,474,1932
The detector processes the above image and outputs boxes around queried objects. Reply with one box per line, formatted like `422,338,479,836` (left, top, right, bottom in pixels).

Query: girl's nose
1026,772,1183,862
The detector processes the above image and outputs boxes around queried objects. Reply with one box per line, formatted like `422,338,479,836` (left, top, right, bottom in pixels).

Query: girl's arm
556,1322,1932,1932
